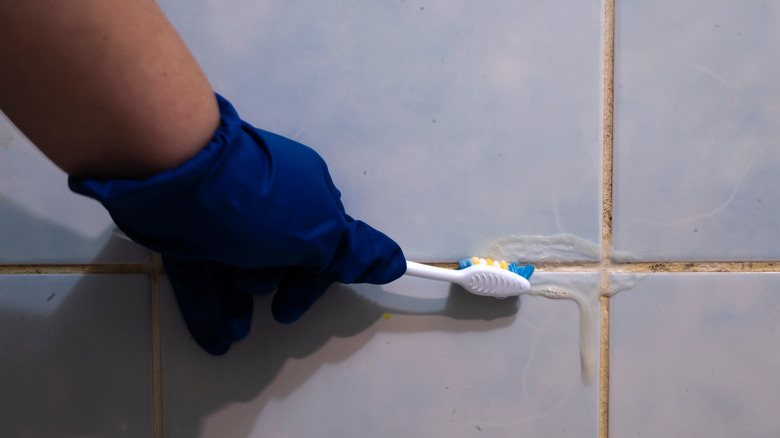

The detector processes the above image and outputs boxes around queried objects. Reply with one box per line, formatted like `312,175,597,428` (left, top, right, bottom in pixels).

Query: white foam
485,233,601,263
527,274,599,384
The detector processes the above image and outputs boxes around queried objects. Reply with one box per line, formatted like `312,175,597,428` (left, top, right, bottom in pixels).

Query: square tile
160,0,604,261
0,115,148,263
0,275,153,437
610,273,780,437
161,272,600,437
612,0,780,261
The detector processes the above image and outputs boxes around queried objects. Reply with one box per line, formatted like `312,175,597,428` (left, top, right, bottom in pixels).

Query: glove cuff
69,94,239,209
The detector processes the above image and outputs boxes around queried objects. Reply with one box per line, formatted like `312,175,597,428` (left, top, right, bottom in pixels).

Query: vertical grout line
600,0,616,437
149,252,164,438
602,1,615,258
599,294,611,438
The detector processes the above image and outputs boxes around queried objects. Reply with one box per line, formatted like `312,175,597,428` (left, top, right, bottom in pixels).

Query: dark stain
47,293,56,302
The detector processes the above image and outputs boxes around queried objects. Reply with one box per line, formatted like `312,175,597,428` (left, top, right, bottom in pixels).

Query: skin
0,0,220,180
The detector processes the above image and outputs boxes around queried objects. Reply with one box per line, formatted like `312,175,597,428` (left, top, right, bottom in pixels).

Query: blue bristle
457,258,472,269
519,265,535,280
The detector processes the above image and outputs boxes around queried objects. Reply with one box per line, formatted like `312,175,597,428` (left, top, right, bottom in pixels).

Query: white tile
612,0,780,261
159,0,604,261
0,275,153,437
0,115,148,263
610,273,780,437
161,273,600,437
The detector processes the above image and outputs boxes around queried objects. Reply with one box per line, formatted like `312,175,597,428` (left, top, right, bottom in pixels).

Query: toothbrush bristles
457,257,535,280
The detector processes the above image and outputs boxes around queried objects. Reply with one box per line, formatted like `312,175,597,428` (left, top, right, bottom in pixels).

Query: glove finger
163,256,253,356
326,217,406,285
231,266,288,296
271,270,335,324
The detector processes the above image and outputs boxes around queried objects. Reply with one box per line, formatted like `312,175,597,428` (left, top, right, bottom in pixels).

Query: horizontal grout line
610,261,780,273
422,261,780,273
0,263,164,275
0,260,777,275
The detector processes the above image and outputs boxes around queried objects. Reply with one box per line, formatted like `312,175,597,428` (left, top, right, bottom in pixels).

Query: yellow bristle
500,260,508,270
471,256,480,266
486,258,494,266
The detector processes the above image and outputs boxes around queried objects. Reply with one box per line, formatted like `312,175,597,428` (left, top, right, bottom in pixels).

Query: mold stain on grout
601,0,616,436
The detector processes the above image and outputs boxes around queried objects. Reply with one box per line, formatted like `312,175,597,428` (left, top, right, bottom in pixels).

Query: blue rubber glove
69,94,406,355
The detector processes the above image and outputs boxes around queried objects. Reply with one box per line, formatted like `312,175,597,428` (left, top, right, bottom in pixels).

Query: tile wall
1,0,778,437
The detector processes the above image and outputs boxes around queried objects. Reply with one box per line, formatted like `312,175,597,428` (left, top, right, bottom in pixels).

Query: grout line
599,295,611,438
610,261,779,273
150,271,164,438
149,251,163,266
150,252,164,438
420,261,776,273
1,260,777,275
600,0,616,437
0,263,164,275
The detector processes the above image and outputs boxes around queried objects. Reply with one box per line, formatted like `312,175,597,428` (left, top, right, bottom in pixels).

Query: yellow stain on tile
383,313,391,320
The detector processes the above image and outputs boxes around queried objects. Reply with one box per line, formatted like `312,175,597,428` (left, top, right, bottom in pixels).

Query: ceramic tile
0,275,153,437
158,0,604,261
0,115,148,263
612,0,780,261
161,272,599,437
610,273,780,437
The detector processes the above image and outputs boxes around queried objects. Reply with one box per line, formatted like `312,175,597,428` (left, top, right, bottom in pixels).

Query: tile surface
159,0,604,261
612,0,780,261
610,273,780,437
0,115,148,263
161,273,599,437
0,275,153,437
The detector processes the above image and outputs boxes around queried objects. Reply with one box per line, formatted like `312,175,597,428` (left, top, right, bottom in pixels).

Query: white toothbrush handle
405,261,462,283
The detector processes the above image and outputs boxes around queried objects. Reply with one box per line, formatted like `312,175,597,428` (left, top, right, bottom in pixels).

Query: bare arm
0,0,219,180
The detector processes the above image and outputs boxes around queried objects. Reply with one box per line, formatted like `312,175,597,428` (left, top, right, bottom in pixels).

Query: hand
70,94,406,355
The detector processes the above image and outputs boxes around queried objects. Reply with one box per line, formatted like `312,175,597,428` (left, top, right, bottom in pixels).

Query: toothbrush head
452,257,535,298
458,257,535,280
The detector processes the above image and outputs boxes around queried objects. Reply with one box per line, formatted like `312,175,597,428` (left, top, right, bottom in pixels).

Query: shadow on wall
0,200,522,438
162,280,522,438
0,200,152,437
0,195,147,264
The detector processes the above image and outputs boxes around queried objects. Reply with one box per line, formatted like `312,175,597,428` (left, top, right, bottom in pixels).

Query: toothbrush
113,227,536,297
404,257,535,298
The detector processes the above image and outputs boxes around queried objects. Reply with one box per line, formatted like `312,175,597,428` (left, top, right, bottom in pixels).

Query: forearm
0,0,219,180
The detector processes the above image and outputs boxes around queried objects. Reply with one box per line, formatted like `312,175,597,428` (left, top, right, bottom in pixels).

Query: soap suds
481,234,646,383
485,233,637,264
605,273,647,298
527,274,600,384
486,234,600,263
